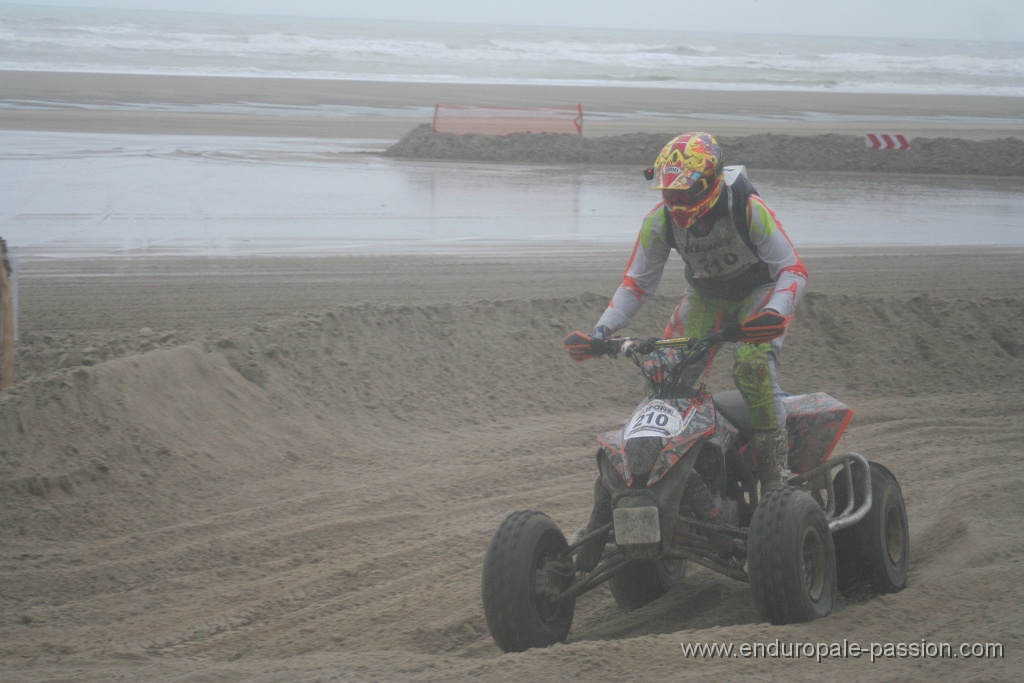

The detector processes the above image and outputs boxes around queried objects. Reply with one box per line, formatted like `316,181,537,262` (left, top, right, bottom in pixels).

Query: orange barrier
432,103,583,136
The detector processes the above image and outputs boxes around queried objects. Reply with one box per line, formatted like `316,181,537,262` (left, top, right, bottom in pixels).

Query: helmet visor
662,177,712,206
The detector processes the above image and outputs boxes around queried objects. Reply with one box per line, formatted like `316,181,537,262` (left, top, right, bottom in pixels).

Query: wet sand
3,70,1024,139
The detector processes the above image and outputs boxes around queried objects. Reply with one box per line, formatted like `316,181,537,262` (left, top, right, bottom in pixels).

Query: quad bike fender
714,390,853,475
784,393,854,475
596,397,717,488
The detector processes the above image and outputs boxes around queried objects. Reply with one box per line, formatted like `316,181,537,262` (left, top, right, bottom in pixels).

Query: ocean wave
2,6,1023,98
3,63,1023,98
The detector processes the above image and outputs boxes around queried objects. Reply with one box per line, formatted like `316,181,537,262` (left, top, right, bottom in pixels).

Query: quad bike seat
712,390,756,438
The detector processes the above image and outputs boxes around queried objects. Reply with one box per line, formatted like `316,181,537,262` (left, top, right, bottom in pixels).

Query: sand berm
385,124,1024,176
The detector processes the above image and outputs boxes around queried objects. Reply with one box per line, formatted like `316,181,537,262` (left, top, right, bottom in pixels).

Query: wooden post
0,238,13,389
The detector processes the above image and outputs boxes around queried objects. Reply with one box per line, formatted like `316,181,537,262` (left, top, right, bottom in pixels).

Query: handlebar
601,326,747,398
605,325,739,358
566,323,751,397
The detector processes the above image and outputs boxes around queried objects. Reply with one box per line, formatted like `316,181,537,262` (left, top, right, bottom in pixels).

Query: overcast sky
5,0,1024,41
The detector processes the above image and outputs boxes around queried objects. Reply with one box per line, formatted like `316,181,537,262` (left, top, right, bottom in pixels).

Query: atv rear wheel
748,486,837,624
833,461,909,597
608,557,685,610
481,510,575,652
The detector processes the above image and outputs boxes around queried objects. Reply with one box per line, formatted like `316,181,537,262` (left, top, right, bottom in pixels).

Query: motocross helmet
651,132,723,228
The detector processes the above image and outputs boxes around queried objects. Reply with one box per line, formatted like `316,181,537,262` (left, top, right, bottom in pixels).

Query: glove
720,322,743,343
563,330,614,361
738,309,791,345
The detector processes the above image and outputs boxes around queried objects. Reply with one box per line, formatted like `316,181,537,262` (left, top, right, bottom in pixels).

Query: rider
566,131,807,513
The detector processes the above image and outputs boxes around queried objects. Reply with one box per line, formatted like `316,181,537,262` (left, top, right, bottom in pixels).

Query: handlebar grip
621,338,657,356
720,323,742,343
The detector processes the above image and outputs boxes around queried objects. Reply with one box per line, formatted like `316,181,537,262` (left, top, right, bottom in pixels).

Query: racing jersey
596,172,808,334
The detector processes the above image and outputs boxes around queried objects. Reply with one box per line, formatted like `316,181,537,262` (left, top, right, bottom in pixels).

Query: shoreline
3,70,1024,140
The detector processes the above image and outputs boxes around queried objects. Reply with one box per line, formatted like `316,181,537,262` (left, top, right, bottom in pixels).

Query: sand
2,72,1024,682
4,70,1024,140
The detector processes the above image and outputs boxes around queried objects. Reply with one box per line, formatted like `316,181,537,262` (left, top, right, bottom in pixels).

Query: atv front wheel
481,510,575,652
608,557,686,610
748,486,837,624
833,461,909,596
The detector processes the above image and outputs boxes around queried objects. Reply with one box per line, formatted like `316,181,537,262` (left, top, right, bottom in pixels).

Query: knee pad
733,342,772,388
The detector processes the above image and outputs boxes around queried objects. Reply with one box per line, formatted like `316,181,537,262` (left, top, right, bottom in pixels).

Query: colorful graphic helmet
651,132,723,227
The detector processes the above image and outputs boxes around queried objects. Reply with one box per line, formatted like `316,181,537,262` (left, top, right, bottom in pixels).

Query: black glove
738,309,791,344
563,330,614,361
720,322,743,343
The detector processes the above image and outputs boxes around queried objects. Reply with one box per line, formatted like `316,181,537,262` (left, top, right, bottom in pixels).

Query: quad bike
481,329,909,652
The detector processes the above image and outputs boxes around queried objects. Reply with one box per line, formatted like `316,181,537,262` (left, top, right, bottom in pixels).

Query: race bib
625,400,691,439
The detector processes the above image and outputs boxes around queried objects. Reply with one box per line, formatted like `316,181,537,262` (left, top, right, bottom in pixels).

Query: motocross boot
752,426,790,494
570,476,612,572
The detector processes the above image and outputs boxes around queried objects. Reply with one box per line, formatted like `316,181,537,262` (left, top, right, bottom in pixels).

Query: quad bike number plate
625,399,689,440
613,506,661,545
